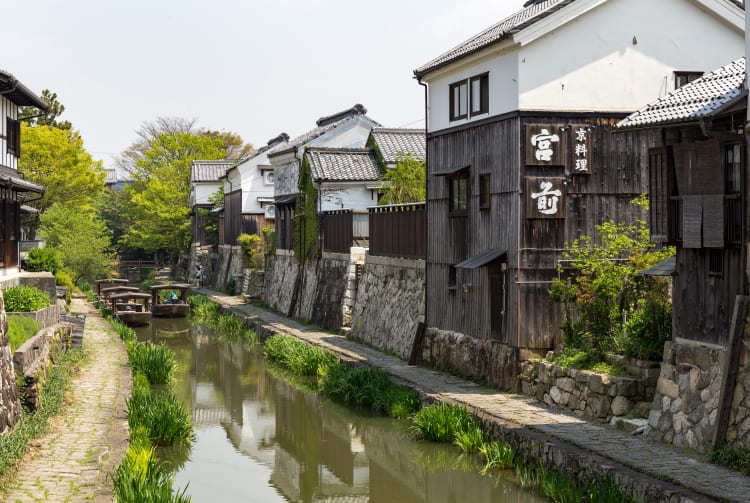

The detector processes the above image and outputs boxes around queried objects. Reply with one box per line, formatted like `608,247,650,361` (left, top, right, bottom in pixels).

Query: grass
188,294,258,344
710,444,750,475
7,315,42,352
409,403,479,443
264,334,338,377
126,374,194,446
0,347,85,487
127,343,177,385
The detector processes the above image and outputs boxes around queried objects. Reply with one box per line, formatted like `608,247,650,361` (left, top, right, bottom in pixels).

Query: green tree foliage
95,187,131,255
378,154,426,205
23,246,62,273
196,186,224,237
548,195,674,361
40,203,113,282
121,132,226,258
19,124,105,212
18,89,72,130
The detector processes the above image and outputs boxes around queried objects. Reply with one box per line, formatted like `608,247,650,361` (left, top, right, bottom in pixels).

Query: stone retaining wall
8,305,61,329
420,329,517,389
518,360,659,422
13,323,73,411
0,291,22,434
349,255,425,360
0,272,57,304
265,250,363,330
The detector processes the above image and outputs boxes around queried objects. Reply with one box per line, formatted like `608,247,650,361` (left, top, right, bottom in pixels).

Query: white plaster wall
194,182,221,206
319,184,377,212
226,154,275,214
0,95,18,170
425,48,519,133
518,0,744,112
422,0,744,132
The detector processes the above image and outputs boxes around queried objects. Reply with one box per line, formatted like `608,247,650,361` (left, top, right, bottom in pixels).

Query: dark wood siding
223,189,243,245
369,203,426,259
192,204,217,246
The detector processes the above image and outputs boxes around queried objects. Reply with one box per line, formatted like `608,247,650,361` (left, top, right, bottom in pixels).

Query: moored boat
150,284,191,318
110,292,152,327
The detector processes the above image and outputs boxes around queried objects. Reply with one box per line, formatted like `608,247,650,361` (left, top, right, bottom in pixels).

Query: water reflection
134,318,546,503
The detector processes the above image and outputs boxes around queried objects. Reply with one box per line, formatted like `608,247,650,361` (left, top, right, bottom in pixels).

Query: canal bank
204,291,750,503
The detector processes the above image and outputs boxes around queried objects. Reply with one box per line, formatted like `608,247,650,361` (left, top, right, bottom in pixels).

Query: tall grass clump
320,364,419,419
112,425,191,503
0,348,85,483
128,343,176,385
188,294,258,344
127,373,194,447
409,403,479,443
264,334,338,376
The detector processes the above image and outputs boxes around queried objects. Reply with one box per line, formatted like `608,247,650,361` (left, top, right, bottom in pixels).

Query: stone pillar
0,289,22,434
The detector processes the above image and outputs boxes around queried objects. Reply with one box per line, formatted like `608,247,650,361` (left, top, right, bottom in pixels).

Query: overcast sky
4,0,526,169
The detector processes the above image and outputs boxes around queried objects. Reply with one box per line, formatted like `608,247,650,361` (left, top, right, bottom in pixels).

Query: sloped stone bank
0,292,21,434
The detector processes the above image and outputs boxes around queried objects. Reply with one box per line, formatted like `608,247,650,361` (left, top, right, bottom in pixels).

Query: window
709,249,723,277
6,118,20,156
448,265,457,291
449,173,469,215
674,71,702,89
725,142,742,244
449,73,488,121
479,174,490,209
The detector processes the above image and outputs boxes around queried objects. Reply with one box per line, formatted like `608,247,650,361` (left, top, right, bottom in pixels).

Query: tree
378,154,426,205
121,132,226,259
40,203,114,282
196,186,224,237
19,124,105,212
18,89,72,130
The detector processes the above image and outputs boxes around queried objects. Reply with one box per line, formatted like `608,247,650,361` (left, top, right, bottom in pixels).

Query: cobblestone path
1,298,131,503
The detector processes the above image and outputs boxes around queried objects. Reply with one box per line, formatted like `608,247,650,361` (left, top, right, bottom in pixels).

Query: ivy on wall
293,152,319,262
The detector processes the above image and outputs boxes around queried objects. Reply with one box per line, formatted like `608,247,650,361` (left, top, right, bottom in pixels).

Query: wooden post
408,322,426,366
713,295,750,446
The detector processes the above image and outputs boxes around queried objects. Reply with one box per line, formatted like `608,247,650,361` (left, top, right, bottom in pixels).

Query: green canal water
135,317,548,503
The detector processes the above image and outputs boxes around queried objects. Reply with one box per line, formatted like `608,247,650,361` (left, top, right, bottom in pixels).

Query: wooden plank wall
426,119,519,345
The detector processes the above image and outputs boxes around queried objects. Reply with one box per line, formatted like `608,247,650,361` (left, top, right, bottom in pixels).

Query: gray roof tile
305,148,381,182
370,128,426,164
191,160,235,182
617,57,746,129
414,0,574,79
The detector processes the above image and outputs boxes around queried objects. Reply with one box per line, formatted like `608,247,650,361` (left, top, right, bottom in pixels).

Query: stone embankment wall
0,272,57,304
265,249,364,330
518,359,659,422
8,305,61,329
349,255,425,360
13,324,73,411
0,291,22,434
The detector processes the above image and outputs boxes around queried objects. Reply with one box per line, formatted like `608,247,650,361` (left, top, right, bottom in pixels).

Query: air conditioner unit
264,205,276,219
263,171,275,185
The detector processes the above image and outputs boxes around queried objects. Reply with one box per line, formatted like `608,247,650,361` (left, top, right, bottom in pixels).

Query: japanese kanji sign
526,177,566,219
526,125,566,166
570,125,592,175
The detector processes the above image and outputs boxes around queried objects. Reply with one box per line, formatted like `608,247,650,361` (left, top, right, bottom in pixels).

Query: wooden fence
369,203,426,259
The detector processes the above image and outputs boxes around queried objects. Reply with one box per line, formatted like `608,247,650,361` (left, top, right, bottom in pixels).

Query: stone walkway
206,291,750,503
1,297,131,503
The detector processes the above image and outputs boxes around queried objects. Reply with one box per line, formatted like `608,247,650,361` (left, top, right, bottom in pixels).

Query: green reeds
126,373,194,447
409,403,479,443
188,294,258,344
264,334,338,376
127,343,177,385
320,364,420,418
112,426,191,503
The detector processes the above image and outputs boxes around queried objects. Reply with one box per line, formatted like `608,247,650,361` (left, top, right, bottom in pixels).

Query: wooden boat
110,292,152,326
150,284,191,318
95,278,129,301
100,286,140,304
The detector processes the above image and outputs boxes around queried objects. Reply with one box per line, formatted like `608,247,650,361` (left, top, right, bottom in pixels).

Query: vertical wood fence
369,203,426,259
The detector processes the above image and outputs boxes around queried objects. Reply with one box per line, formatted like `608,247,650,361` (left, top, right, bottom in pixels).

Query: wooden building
618,57,747,346
413,0,745,385
0,69,47,276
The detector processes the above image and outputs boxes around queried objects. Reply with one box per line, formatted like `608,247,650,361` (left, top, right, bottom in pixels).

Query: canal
135,316,547,503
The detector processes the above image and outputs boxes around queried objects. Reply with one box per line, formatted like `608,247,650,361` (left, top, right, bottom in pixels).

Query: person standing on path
0,296,132,503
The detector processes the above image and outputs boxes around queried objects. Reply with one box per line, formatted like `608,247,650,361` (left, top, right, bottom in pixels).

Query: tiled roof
0,68,48,109
104,168,118,185
190,160,235,182
414,0,574,79
617,58,746,130
269,105,381,158
305,148,381,182
370,128,426,164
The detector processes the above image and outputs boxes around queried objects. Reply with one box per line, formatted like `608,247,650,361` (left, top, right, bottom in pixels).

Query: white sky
4,0,526,169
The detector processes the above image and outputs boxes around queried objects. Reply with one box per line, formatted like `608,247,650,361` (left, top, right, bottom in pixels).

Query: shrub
3,286,50,312
262,227,275,255
7,316,42,352
23,246,62,274
619,297,672,361
237,233,264,270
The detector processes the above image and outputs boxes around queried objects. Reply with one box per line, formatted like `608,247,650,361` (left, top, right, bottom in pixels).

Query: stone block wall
13,323,73,411
0,272,57,304
420,329,517,389
212,245,246,293
518,360,658,422
645,341,723,453
8,305,61,329
0,290,22,434
726,321,750,448
349,255,425,360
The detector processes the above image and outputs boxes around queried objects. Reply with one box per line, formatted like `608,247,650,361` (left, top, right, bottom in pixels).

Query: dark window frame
674,71,703,90
449,73,489,122
448,171,469,216
724,141,743,245
708,249,723,277
479,173,490,210
6,118,20,156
